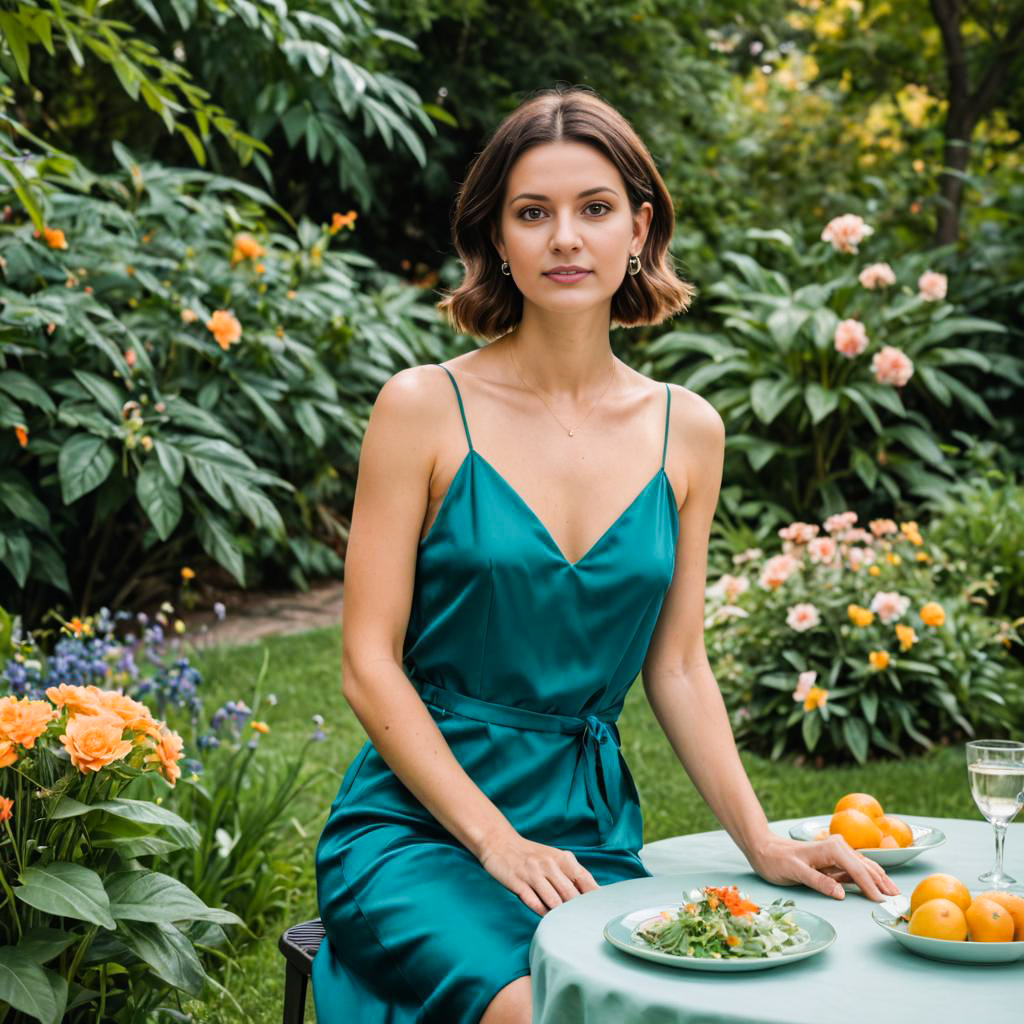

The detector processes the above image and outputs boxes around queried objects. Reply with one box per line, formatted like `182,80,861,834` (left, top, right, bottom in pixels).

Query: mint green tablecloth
529,815,1023,1024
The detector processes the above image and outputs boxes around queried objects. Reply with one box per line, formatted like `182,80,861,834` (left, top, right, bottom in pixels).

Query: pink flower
707,573,750,602
917,270,947,302
869,518,898,537
870,591,910,624
787,603,821,632
871,345,914,387
859,262,896,289
834,318,869,358
778,522,820,545
758,553,800,590
840,527,874,545
807,536,837,564
793,671,817,702
846,546,877,570
823,511,857,535
820,214,874,254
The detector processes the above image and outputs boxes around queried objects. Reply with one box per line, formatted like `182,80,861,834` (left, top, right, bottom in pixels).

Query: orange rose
231,232,265,265
90,691,160,738
920,602,946,627
46,684,105,715
144,729,184,786
59,713,134,773
206,309,242,350
869,650,890,671
0,740,17,769
0,795,12,822
0,696,58,749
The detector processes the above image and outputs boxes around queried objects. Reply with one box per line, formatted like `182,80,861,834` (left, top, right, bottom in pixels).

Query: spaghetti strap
660,382,671,469
438,365,473,453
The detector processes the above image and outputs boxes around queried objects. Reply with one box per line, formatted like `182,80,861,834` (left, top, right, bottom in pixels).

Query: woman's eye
518,202,610,220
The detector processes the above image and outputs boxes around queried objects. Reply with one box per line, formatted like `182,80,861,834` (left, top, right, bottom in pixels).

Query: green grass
178,626,980,1023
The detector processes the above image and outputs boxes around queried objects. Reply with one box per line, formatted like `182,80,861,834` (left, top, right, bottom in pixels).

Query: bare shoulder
666,381,725,452
372,362,453,426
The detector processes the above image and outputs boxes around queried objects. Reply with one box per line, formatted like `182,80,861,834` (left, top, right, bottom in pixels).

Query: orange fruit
978,891,1024,941
908,898,968,941
829,808,883,850
834,792,884,819
965,898,1014,942
875,815,914,848
879,836,899,849
910,874,971,915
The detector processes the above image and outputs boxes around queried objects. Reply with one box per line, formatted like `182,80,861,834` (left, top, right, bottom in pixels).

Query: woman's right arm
339,366,598,915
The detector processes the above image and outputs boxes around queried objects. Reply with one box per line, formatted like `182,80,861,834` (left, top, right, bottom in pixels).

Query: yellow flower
804,686,829,712
251,720,269,734
868,565,881,576
231,232,265,266
329,210,358,233
847,604,875,627
174,619,186,635
886,553,902,566
181,567,195,581
206,309,242,350
286,289,297,299
180,308,199,324
869,650,890,670
66,616,93,638
896,624,918,651
920,602,946,627
915,552,931,563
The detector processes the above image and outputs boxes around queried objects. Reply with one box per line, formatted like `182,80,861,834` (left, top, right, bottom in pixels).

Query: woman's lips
543,270,591,283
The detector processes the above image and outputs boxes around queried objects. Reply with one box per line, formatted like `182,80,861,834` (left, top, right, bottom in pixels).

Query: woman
312,85,898,1024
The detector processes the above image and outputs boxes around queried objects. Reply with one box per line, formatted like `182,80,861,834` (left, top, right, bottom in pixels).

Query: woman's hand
477,829,599,916
749,832,901,901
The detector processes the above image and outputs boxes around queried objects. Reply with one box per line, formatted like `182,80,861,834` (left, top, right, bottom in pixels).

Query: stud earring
627,254,641,276
500,261,511,276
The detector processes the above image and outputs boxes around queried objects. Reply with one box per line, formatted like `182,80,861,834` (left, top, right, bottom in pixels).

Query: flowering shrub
0,674,243,1022
646,213,1018,520
706,510,1024,764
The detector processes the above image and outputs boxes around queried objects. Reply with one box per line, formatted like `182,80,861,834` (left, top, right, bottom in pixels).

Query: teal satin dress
313,365,678,1022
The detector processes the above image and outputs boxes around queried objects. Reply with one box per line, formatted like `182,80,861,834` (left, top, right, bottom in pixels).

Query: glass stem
994,822,1007,876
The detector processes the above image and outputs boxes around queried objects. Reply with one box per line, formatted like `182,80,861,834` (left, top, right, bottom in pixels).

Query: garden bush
704,509,1024,765
0,145,458,625
644,213,1019,521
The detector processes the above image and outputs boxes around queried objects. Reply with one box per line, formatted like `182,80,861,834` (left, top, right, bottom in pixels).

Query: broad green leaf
71,370,124,419
887,424,945,466
3,531,31,587
0,370,56,414
293,400,325,447
50,796,197,837
0,951,67,1024
195,509,245,585
842,717,869,765
155,439,186,486
117,920,207,996
766,305,810,351
859,692,879,726
58,434,116,504
137,462,182,540
14,927,78,965
801,710,822,751
750,378,799,425
106,870,242,926
804,382,839,425
0,473,51,527
15,864,115,929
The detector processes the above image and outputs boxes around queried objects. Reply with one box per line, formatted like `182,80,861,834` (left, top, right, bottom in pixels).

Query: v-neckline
420,449,675,570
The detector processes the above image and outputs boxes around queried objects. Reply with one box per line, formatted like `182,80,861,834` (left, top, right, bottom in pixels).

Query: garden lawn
181,626,981,1024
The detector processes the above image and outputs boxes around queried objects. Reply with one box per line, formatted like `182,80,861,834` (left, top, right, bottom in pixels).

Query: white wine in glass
966,739,1024,888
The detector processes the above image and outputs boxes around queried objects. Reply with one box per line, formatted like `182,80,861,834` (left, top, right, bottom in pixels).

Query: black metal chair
278,918,326,1024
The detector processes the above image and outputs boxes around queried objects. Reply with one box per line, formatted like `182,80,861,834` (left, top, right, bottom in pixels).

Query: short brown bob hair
436,85,697,341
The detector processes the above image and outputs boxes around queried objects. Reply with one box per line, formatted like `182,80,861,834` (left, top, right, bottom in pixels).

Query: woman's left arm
642,387,900,903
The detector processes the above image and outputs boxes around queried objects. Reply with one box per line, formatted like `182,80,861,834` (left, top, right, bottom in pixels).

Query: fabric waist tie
413,680,620,843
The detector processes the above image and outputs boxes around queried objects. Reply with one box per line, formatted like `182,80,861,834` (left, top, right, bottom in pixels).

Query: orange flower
144,729,184,786
207,309,242,350
0,696,58,749
847,604,875,627
46,683,104,715
896,624,917,651
124,349,137,368
329,210,358,233
90,690,160,738
726,935,741,946
43,226,68,250
920,602,946,627
59,713,134,773
254,262,266,275
14,424,28,448
231,232,265,265
251,720,269,734
706,885,760,917
868,650,890,671
0,740,17,769
804,686,829,712
180,308,199,324
0,795,12,821
181,566,195,581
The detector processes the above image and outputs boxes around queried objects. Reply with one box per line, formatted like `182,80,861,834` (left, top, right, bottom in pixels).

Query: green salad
634,885,811,959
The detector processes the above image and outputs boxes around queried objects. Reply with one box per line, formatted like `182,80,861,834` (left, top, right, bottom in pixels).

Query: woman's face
492,141,653,315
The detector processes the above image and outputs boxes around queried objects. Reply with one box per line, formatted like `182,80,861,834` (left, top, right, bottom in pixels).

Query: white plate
789,817,945,867
603,903,836,972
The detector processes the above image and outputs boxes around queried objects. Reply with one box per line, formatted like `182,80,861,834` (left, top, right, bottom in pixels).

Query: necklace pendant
567,430,574,437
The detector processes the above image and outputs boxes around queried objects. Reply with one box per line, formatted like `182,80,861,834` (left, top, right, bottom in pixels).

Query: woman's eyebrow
508,186,619,204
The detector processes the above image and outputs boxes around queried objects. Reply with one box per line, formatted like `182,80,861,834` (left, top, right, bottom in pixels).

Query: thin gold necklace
508,344,616,437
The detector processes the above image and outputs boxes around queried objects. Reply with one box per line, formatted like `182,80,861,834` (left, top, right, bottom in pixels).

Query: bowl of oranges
788,792,945,867
872,873,1024,964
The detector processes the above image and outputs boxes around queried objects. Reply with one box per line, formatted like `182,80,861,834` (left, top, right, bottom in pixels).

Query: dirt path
182,580,343,649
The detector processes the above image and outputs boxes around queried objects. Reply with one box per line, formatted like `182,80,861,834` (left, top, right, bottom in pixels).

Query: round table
529,815,1023,1024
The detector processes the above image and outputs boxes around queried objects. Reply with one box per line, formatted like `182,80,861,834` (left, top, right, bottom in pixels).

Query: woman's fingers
813,837,898,900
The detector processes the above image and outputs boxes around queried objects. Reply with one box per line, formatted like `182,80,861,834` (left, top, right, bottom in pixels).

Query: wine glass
966,739,1024,888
